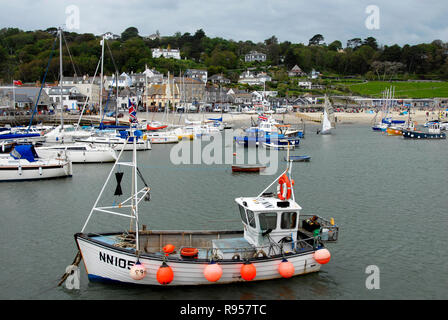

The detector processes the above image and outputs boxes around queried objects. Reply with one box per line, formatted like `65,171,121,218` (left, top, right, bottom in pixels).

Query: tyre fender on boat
253,250,267,259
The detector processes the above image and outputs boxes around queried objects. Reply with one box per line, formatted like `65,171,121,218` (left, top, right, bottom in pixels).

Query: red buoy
156,262,174,285
314,248,331,265
204,261,223,282
240,263,256,281
163,244,175,255
278,259,295,278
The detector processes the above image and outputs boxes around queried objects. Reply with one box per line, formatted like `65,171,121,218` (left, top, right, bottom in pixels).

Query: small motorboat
0,144,72,182
231,164,266,173
36,143,117,163
285,155,311,162
402,123,446,140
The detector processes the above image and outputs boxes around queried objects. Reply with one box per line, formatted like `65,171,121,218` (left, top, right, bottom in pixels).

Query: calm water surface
1,124,447,300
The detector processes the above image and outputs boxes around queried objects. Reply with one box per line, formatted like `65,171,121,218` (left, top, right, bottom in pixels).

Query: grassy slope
337,81,448,98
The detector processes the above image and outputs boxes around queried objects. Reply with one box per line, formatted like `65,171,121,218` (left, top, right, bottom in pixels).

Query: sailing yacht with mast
319,95,334,135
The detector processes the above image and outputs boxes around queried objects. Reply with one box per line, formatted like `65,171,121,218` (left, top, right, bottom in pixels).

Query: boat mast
99,35,105,121
59,27,64,129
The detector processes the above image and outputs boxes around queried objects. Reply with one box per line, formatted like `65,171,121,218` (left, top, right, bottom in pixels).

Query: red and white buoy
129,261,146,280
314,248,331,264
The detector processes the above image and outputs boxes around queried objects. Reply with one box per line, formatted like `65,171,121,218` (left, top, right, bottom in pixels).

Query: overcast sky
1,0,447,47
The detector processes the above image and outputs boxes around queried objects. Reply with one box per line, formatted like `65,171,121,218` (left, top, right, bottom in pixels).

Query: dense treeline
1,26,448,85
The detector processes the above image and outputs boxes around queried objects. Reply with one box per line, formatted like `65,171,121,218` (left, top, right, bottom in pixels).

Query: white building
244,51,267,62
185,69,208,84
238,70,272,86
151,48,181,60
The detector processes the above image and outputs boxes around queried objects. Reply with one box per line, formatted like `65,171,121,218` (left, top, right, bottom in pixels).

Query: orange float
163,244,175,255
240,263,256,281
156,262,174,285
314,248,331,265
204,261,223,282
278,259,295,278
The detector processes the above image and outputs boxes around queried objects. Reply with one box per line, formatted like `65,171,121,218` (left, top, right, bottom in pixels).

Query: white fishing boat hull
0,158,72,181
76,235,321,286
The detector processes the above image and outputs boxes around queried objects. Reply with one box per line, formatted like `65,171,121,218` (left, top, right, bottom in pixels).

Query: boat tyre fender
253,250,267,259
232,254,241,261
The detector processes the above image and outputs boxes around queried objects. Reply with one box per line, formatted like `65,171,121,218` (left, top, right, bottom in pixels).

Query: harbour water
1,124,447,300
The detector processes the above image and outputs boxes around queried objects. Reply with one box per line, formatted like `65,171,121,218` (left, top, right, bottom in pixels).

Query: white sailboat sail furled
63,134,340,287
319,95,334,135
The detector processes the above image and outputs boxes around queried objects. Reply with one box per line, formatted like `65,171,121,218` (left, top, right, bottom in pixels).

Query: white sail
320,96,332,135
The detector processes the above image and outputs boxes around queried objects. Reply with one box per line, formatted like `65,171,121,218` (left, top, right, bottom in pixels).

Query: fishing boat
402,122,446,140
67,130,339,287
284,155,311,162
231,164,266,173
36,143,117,163
0,144,72,182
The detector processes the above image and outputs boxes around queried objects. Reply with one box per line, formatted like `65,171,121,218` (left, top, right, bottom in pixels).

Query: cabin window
246,210,256,229
259,212,278,231
281,212,297,229
238,205,247,224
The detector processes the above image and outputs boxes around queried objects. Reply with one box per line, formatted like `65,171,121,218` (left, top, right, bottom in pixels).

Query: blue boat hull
402,130,446,139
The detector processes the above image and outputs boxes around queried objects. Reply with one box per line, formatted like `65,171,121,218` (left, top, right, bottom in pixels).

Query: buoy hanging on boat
314,248,331,265
156,261,174,285
204,261,223,282
240,262,256,281
277,174,292,200
163,244,175,256
278,259,295,278
129,261,146,280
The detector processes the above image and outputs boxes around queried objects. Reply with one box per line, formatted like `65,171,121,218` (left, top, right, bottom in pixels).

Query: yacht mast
59,27,64,129
99,36,105,121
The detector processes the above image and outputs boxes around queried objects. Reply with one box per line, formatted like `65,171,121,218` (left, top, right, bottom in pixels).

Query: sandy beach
123,109,446,128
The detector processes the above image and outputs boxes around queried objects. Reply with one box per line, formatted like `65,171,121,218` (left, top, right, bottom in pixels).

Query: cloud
0,0,447,46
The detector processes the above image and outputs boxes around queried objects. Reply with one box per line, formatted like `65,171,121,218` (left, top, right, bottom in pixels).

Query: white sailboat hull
0,158,72,181
76,235,321,286
75,137,151,151
36,145,117,163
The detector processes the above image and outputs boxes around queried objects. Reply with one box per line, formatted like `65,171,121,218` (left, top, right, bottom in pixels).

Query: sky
1,0,447,47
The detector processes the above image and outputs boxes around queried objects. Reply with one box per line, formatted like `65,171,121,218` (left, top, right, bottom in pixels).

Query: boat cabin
235,196,302,252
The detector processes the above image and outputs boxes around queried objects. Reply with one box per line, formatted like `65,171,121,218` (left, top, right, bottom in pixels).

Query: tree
347,38,362,50
308,34,324,46
328,40,342,51
121,27,140,41
363,37,378,50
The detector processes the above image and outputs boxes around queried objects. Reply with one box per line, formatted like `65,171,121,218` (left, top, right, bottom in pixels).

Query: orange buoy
156,261,174,285
240,262,256,281
129,261,146,280
163,244,175,255
180,247,199,258
314,248,331,264
204,261,223,282
278,259,295,278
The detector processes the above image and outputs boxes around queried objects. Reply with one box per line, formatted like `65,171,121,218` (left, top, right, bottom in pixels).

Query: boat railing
176,236,317,261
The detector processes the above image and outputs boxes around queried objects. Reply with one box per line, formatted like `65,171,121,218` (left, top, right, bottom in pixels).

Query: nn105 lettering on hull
99,251,135,270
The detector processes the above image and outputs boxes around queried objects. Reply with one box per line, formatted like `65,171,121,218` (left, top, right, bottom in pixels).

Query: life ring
180,247,199,258
253,250,267,259
277,174,292,200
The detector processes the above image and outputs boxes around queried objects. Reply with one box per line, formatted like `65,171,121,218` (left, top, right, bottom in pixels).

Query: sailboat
319,95,333,135
65,132,339,287
0,144,72,181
